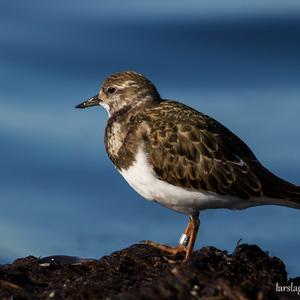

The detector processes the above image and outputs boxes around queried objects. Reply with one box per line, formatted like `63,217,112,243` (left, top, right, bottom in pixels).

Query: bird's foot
141,240,186,259
141,214,200,262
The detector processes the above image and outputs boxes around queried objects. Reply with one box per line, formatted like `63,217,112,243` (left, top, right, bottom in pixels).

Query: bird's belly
119,146,257,215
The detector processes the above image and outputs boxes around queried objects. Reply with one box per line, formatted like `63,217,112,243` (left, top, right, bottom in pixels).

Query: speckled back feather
142,101,300,203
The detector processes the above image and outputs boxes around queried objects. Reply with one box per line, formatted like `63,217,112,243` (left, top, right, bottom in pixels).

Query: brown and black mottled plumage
143,101,300,205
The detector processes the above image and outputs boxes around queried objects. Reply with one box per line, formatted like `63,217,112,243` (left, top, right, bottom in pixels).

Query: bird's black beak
75,95,101,109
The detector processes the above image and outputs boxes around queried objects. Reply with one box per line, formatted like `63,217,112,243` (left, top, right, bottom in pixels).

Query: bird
76,70,300,260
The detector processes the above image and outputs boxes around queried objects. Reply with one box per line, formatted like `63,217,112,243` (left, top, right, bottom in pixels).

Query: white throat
100,102,111,117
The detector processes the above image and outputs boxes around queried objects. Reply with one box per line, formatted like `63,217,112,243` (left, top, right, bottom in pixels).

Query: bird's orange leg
184,215,200,260
142,213,200,260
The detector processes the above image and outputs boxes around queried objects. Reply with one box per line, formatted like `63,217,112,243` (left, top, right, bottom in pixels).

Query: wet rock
0,244,298,299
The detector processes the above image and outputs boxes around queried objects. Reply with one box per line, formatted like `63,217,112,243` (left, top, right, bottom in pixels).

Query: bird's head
76,71,161,116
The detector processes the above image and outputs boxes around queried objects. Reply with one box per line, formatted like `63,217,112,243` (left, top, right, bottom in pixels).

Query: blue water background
0,1,300,276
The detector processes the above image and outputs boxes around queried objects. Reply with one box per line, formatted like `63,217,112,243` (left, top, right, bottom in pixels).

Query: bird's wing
143,101,264,199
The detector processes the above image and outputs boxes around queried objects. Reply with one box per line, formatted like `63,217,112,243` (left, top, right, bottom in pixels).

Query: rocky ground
0,243,299,300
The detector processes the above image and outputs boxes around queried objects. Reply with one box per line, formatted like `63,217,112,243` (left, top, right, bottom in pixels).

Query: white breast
119,145,256,215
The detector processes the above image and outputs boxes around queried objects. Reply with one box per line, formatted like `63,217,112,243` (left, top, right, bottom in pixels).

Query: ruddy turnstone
76,71,300,260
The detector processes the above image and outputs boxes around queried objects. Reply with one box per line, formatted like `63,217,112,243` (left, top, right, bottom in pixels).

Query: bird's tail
255,164,300,209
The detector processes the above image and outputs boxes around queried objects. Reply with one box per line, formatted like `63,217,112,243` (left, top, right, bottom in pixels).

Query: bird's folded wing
143,101,263,199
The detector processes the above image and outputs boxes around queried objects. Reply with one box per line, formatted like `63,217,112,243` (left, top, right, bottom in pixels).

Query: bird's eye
107,87,117,94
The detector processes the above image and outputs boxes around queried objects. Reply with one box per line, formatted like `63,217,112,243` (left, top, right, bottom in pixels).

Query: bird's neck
109,97,161,120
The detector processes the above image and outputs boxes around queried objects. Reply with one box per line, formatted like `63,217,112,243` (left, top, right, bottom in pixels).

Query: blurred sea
0,1,300,276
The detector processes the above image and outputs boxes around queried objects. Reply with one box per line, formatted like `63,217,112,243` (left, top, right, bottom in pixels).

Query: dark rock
0,243,298,299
